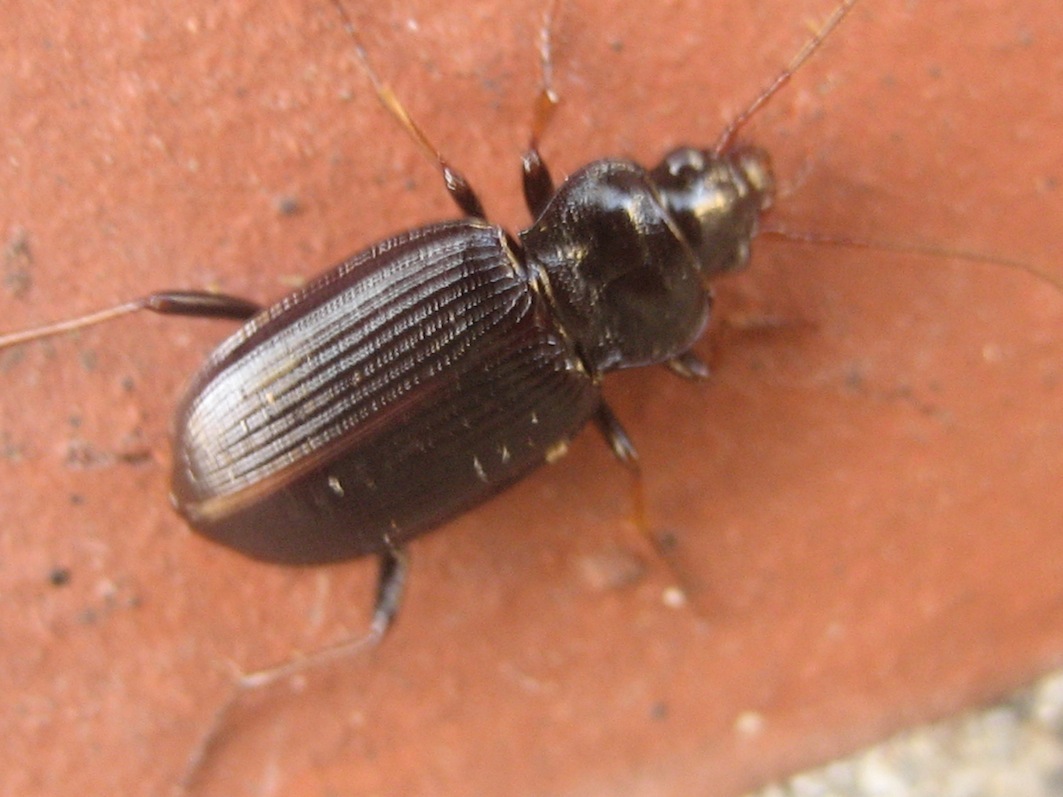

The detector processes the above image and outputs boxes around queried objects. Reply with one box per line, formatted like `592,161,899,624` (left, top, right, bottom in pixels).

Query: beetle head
649,146,775,279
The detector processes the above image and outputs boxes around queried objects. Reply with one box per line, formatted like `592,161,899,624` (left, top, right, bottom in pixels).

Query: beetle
2,3,1063,794
0,0,855,637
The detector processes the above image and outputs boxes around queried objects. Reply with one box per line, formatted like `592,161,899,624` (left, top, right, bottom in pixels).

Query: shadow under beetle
0,0,859,637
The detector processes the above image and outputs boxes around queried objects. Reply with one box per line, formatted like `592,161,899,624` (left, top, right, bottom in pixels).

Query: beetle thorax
520,149,772,375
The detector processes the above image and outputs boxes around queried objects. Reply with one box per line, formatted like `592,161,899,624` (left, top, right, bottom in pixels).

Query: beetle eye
664,148,706,179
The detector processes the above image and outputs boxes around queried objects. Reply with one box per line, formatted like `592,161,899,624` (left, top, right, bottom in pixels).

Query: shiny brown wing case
171,219,599,564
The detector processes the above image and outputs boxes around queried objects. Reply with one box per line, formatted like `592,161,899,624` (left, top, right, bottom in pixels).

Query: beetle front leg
520,0,562,219
521,147,555,219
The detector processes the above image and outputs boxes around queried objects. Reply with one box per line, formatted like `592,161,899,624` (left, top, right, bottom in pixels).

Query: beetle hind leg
0,290,261,351
231,547,408,691
180,547,408,791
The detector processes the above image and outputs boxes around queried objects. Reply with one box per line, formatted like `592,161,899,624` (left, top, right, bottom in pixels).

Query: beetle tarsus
594,402,639,469
371,546,408,637
666,351,711,380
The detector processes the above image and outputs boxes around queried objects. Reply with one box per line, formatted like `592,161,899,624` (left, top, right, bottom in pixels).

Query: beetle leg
0,290,261,350
521,0,562,219
666,350,711,380
327,0,486,219
370,546,409,636
209,555,405,697
231,548,407,693
521,147,555,219
594,401,639,469
593,401,701,606
181,549,407,789
137,290,261,321
595,402,685,597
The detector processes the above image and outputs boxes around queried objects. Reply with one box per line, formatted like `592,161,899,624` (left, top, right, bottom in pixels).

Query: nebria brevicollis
0,0,858,638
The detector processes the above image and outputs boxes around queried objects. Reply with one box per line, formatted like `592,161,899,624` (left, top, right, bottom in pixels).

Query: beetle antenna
713,0,860,155
327,0,486,218
759,224,1063,294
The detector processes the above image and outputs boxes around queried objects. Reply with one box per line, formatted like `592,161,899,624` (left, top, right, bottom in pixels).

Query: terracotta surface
2,1,1062,796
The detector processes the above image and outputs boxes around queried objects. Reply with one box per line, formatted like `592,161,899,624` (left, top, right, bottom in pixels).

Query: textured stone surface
2,1,1062,796
749,669,1063,797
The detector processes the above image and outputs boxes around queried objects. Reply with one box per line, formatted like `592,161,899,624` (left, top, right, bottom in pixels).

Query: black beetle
0,0,856,636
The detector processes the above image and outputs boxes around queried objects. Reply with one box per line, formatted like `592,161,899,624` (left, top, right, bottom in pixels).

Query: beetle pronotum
2,1,1063,797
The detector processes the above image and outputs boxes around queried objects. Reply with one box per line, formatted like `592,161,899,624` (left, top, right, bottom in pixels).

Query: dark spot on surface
650,701,668,721
79,350,98,372
655,529,679,554
48,566,71,587
117,447,152,465
65,440,108,469
275,194,301,216
0,346,25,371
76,608,98,625
844,363,866,390
3,227,33,298
578,546,646,592
64,439,151,469
0,432,23,461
